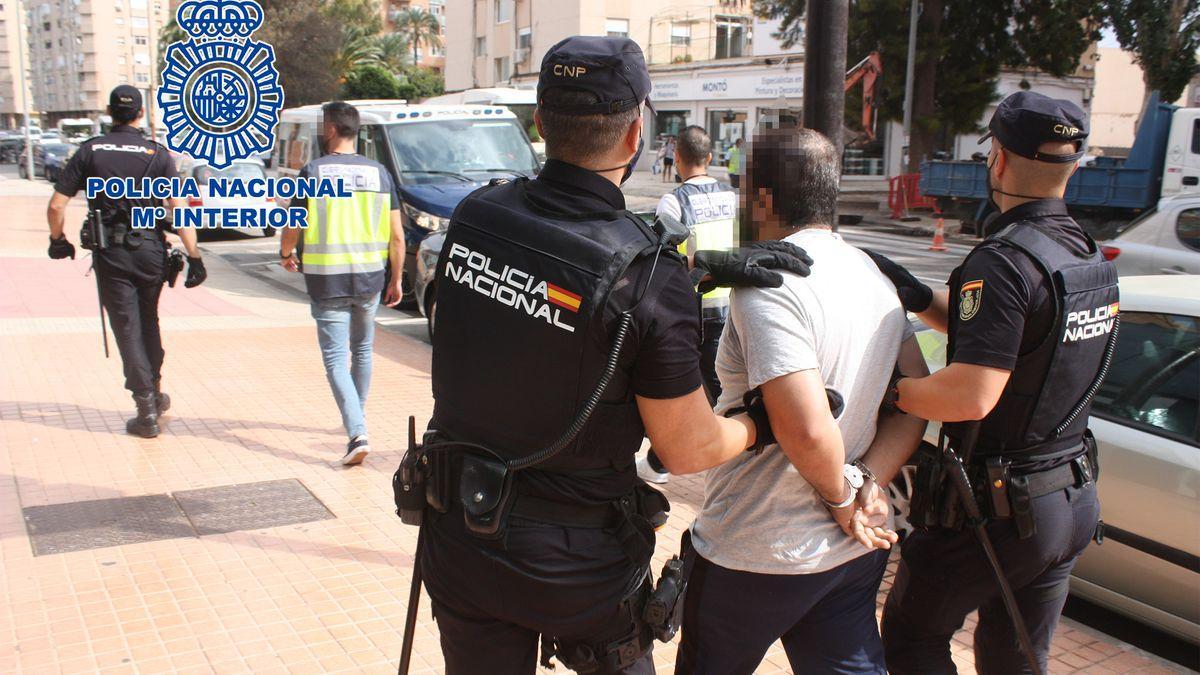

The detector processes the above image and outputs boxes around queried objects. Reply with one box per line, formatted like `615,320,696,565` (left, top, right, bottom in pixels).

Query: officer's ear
623,115,643,156
992,146,1007,181
533,110,545,144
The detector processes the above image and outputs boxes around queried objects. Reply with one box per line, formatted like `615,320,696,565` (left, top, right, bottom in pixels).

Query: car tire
262,227,276,238
18,164,26,179
888,464,918,541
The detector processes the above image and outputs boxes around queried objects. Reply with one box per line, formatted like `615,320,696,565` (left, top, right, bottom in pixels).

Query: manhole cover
173,479,333,535
24,494,194,556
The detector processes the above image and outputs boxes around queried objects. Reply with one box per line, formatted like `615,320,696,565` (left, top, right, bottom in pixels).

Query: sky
1099,26,1121,49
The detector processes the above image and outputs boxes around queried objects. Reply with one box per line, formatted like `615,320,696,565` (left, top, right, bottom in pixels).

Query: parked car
182,159,278,238
0,135,24,163
897,275,1200,644
1101,193,1200,275
414,211,657,340
18,142,77,181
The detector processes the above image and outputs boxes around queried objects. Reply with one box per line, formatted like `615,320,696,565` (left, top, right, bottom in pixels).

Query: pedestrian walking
46,85,207,438
279,101,405,466
403,36,814,674
872,92,1115,674
637,125,738,486
727,137,744,189
661,135,676,183
674,128,928,674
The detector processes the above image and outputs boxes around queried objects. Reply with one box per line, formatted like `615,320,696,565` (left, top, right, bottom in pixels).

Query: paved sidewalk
0,178,1185,674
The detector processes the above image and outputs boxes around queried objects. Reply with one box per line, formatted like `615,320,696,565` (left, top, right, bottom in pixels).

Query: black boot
126,392,160,438
153,379,171,414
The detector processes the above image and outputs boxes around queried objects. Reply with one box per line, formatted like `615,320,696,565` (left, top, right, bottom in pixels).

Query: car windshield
386,118,537,185
194,163,265,183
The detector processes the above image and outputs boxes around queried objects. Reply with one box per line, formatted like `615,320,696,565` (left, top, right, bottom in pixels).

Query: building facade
23,0,172,128
0,0,34,129
384,0,447,74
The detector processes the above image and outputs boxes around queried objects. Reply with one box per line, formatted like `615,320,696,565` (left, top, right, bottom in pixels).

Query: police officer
638,124,738,485
417,37,813,674
47,85,207,438
869,92,1115,673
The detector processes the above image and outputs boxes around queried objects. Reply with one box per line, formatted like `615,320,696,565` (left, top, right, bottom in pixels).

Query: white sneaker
342,435,370,466
637,455,670,484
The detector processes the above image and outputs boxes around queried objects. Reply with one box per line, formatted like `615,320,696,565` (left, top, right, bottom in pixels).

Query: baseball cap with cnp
109,85,143,114
979,91,1088,164
537,36,654,116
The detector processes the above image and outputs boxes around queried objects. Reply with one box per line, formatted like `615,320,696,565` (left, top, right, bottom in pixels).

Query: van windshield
386,118,537,184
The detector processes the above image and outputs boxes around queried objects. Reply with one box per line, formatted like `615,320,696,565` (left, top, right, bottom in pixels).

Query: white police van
275,100,541,305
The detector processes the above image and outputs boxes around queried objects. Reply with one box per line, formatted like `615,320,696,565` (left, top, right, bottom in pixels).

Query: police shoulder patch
959,279,984,321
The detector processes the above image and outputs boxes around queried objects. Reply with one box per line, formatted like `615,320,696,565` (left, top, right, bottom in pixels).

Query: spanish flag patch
546,283,582,312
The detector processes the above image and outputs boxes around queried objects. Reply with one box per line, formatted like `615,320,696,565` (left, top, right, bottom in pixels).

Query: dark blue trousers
675,549,889,674
881,483,1099,674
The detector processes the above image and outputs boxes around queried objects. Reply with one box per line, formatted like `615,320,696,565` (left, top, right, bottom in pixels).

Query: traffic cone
929,215,948,252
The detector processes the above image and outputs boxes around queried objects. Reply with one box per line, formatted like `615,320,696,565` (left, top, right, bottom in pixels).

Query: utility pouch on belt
986,457,1012,519
1009,474,1037,539
908,452,943,531
459,453,514,539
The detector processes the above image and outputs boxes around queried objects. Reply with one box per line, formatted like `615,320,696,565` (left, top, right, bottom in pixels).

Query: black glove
731,385,845,454
48,235,75,260
863,248,932,313
184,256,207,288
693,241,814,294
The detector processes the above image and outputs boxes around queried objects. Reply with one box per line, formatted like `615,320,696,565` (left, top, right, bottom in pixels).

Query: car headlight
405,205,450,233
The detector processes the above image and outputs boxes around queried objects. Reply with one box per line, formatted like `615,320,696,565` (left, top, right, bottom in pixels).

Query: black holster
459,453,515,539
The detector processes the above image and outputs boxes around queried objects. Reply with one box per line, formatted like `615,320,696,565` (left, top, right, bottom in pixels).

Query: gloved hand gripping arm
693,241,814,292
862,249,951,333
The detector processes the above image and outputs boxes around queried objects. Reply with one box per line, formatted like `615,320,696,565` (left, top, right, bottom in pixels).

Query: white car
900,275,1199,644
183,158,278,238
1103,194,1200,275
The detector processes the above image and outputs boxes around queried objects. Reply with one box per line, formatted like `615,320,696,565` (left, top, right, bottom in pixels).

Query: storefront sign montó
650,70,804,103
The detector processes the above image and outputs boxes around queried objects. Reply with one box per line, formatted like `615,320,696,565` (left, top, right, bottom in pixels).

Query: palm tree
333,24,384,82
391,7,441,66
375,32,411,72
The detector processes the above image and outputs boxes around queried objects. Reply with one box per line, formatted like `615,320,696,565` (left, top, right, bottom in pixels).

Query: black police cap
109,85,143,113
537,36,654,116
979,91,1088,164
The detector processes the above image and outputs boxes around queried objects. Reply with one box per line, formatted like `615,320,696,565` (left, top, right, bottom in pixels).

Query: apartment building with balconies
384,0,447,74
0,0,35,128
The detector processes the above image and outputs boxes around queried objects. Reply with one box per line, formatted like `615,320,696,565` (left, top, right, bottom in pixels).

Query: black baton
90,210,110,358
944,422,1042,675
398,416,424,675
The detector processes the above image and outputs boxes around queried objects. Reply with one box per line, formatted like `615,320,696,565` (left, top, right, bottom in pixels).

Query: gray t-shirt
690,228,913,575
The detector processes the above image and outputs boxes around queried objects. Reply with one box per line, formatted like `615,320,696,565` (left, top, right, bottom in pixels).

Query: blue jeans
310,293,379,440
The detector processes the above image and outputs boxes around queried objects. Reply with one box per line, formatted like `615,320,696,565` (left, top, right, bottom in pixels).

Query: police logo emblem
157,0,283,169
959,280,984,321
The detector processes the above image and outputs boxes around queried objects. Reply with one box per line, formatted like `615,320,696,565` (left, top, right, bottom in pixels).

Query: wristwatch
280,249,294,259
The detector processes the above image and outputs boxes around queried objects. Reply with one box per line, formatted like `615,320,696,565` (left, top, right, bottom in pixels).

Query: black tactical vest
430,179,662,475
947,220,1119,461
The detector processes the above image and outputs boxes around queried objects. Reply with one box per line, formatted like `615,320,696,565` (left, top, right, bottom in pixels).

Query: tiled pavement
0,180,1188,674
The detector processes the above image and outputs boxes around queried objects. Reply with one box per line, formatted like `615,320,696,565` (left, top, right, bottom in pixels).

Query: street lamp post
16,0,35,181
901,0,920,172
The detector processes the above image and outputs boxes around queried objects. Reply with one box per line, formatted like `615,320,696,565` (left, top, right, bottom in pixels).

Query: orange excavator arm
845,51,883,142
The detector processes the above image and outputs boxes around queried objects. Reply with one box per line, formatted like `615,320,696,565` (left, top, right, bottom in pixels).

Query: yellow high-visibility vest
672,180,739,307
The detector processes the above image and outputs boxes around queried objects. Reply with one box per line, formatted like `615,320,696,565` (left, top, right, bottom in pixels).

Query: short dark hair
111,106,140,125
322,101,360,139
676,125,711,166
537,88,640,164
747,128,840,228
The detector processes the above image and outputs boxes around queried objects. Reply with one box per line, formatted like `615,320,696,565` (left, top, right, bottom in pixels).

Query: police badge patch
959,280,983,321
157,0,283,169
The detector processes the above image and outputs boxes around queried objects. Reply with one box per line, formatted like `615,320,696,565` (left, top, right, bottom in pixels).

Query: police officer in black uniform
413,37,813,674
47,85,207,438
867,92,1117,673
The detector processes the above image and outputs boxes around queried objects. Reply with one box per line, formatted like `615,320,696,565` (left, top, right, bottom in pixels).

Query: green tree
343,65,403,99
755,0,1104,172
391,7,442,65
258,0,344,106
1106,0,1200,109
396,66,445,101
376,33,412,72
